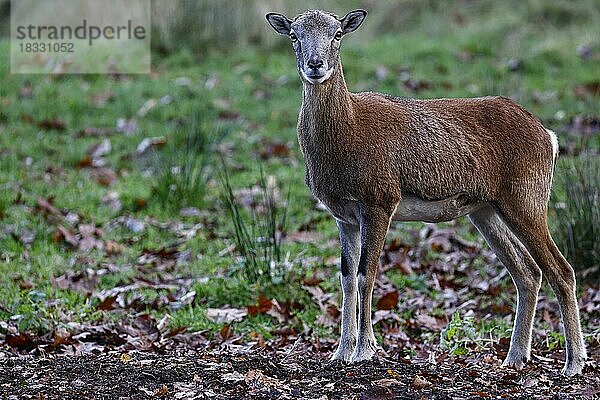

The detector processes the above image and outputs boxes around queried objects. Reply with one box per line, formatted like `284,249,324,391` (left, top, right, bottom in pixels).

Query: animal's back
350,93,554,202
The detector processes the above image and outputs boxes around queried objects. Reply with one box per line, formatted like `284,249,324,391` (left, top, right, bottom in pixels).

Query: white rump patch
547,129,559,159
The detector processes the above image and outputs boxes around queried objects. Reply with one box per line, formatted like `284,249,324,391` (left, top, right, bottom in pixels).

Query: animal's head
266,9,367,85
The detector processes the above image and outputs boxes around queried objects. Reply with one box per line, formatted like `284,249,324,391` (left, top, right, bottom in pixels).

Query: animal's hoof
330,348,353,362
330,336,356,362
561,357,586,377
350,350,374,363
561,365,583,377
350,341,377,363
502,353,528,370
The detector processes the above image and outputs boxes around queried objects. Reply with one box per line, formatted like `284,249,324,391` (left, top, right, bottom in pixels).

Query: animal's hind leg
469,204,542,369
496,200,587,376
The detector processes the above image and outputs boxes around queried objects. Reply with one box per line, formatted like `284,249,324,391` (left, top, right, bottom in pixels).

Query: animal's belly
393,193,482,223
318,193,481,225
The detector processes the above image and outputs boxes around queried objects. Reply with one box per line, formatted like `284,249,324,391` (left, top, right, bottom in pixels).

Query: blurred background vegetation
3,0,600,51
149,0,600,56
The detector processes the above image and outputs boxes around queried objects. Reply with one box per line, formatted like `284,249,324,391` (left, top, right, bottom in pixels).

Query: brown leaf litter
0,341,597,400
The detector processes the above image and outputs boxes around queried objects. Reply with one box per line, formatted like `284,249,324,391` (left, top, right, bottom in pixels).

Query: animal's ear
339,9,367,34
266,13,292,35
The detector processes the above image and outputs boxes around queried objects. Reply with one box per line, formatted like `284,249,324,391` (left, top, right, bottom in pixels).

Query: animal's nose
307,58,323,70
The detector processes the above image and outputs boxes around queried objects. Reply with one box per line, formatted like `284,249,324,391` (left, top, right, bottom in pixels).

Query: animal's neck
300,62,353,132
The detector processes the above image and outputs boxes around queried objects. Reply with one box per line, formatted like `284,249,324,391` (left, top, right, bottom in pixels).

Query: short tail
546,128,559,167
546,129,559,197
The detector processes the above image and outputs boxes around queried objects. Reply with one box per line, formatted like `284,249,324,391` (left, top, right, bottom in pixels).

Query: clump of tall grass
551,154,599,278
221,165,290,285
152,112,212,210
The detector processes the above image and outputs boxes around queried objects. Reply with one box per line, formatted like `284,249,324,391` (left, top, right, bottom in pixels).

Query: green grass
0,0,598,352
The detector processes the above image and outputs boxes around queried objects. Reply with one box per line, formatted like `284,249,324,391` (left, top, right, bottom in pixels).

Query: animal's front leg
331,221,361,361
351,206,391,363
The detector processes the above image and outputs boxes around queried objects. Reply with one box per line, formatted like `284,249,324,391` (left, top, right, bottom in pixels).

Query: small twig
217,243,236,257
281,335,303,363
490,268,508,284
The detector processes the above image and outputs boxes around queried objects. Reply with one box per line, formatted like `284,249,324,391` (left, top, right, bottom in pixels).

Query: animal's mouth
301,69,333,85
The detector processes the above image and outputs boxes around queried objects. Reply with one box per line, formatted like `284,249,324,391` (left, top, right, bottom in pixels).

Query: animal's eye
289,32,297,42
334,31,343,40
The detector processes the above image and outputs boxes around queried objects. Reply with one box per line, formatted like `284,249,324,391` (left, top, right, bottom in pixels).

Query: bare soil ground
1,340,598,400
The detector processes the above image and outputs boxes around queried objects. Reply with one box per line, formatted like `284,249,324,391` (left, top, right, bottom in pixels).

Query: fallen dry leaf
19,81,33,99
218,110,241,121
116,118,138,135
124,216,145,233
90,91,114,107
98,296,117,311
247,294,273,317
386,369,401,379
54,225,78,247
416,313,446,331
102,191,122,212
573,81,600,99
372,378,400,388
89,167,118,186
52,327,71,347
36,197,62,218
258,139,291,159
79,127,114,137
136,137,167,155
245,369,284,391
412,375,432,389
154,385,168,397
377,290,399,311
286,230,322,244
105,240,124,255
205,307,247,324
96,281,178,302
87,139,112,158
137,98,158,117
219,324,232,341
38,118,66,131
17,278,35,290
222,371,245,383
5,333,36,350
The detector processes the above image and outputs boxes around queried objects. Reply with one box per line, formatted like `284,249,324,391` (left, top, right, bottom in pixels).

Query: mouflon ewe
266,9,586,376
